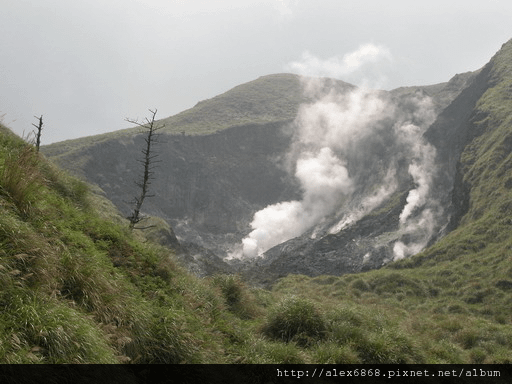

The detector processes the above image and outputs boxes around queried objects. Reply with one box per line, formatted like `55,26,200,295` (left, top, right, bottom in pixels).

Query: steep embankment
237,70,485,284
83,121,299,256
240,41,512,286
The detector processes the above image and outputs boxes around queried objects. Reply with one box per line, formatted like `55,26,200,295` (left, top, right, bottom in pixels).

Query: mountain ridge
42,72,475,162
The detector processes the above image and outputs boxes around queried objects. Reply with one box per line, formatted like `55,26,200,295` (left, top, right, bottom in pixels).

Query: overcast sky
1,0,511,144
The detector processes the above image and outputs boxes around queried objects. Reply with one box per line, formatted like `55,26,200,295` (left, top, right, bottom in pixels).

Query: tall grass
0,145,42,217
261,296,326,347
211,274,261,320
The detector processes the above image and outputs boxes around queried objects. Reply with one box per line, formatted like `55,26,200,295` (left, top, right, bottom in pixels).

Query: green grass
0,126,244,363
261,296,326,347
2,40,512,364
2,120,512,363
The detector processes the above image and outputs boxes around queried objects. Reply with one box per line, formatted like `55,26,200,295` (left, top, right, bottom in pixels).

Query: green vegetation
157,73,307,136
1,114,512,363
41,74,308,160
0,126,233,363
261,296,326,347
3,40,512,364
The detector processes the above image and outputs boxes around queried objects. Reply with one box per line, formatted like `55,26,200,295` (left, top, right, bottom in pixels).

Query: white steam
233,44,443,261
287,43,392,85
391,94,442,261
393,208,438,261
329,168,398,234
240,84,391,258
242,147,353,258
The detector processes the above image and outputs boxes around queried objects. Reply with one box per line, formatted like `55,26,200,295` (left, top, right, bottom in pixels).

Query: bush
126,307,200,364
350,278,371,292
369,272,428,297
325,305,424,363
239,337,305,363
262,341,305,363
211,274,260,320
354,329,421,364
262,296,326,347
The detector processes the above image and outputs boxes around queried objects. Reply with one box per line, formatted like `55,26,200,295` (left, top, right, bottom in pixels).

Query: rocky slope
42,66,482,280
241,40,512,285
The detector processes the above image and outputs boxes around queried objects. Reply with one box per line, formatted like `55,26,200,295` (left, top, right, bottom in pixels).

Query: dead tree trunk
125,108,163,230
32,115,43,152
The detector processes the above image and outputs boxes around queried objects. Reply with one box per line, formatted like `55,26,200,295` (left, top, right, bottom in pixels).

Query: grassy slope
0,125,264,363
157,73,308,136
3,40,512,364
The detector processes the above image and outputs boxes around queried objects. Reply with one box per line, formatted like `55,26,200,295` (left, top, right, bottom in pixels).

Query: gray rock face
43,72,481,283
84,120,300,256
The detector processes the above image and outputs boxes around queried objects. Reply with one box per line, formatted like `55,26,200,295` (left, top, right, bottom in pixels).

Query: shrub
262,296,326,347
354,329,421,364
262,341,305,363
211,274,260,320
369,272,428,297
350,278,371,292
126,307,200,364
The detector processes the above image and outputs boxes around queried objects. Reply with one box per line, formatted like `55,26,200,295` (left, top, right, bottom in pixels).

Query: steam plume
236,44,443,261
241,84,391,258
242,147,353,258
287,43,392,86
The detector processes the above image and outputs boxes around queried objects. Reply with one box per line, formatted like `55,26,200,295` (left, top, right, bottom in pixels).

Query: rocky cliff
42,67,485,280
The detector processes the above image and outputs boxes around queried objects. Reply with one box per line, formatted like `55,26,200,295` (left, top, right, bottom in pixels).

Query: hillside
395,39,512,271
41,73,330,162
3,38,512,365
239,47,498,285
41,71,477,278
2,119,512,365
0,125,238,364
42,72,471,167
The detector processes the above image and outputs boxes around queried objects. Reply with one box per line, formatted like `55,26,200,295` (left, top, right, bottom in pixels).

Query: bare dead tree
125,108,164,230
32,115,43,152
